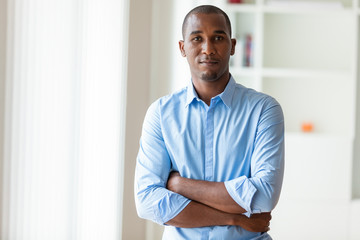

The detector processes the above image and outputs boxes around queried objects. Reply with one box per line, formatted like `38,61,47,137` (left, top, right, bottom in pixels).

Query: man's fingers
262,212,271,221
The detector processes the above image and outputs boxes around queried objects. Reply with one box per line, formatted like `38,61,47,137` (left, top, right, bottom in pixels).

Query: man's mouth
199,59,219,65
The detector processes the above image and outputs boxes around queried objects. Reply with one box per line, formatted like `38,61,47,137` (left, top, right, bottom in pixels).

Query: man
135,5,284,240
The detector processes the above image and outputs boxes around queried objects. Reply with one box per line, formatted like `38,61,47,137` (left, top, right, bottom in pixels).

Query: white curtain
2,0,127,239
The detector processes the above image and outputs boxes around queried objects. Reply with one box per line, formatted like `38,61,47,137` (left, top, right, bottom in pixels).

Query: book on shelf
232,37,244,68
228,0,255,4
245,34,253,67
231,34,253,68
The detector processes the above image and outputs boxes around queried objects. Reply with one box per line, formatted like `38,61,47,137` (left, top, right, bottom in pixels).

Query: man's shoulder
144,86,188,125
233,83,279,108
145,86,188,120
152,86,188,109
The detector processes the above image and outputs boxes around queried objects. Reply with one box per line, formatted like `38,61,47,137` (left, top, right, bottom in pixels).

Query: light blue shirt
135,77,284,240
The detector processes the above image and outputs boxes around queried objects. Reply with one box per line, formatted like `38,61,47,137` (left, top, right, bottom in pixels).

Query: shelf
263,5,353,14
225,3,258,13
228,12,256,68
230,67,352,78
230,67,257,77
225,0,354,14
285,131,353,140
264,0,353,11
223,1,360,237
262,68,352,78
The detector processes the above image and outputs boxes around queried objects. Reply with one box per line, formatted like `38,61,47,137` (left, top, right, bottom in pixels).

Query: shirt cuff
152,191,191,225
224,176,257,217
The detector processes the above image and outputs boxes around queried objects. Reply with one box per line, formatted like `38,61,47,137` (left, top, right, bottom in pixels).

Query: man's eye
215,36,224,41
193,37,201,41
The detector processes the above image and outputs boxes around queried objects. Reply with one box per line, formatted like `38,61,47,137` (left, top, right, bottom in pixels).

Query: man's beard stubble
200,72,218,82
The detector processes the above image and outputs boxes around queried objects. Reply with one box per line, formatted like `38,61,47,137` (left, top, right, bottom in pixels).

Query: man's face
179,13,235,82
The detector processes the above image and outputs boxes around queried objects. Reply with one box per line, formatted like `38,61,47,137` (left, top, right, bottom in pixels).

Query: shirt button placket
204,100,215,181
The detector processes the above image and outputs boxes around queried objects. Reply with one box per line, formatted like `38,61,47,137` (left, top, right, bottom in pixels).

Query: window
1,0,128,239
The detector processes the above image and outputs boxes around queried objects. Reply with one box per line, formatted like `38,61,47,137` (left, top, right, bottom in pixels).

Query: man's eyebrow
190,30,202,35
214,30,227,35
189,30,227,35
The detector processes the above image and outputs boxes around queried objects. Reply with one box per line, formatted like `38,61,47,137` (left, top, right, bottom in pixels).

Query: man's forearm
165,201,233,228
166,200,271,232
167,172,246,214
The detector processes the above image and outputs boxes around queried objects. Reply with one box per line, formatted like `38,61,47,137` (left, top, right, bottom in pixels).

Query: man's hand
233,212,271,232
166,171,181,192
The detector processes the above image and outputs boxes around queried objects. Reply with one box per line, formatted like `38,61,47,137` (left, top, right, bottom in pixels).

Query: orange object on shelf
301,122,314,133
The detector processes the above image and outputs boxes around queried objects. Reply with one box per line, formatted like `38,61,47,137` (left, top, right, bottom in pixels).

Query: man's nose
201,40,215,55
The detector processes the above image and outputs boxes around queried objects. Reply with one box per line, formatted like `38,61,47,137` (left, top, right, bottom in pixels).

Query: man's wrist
227,213,236,226
229,213,244,226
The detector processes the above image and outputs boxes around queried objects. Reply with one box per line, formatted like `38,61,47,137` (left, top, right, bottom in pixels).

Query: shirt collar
186,75,236,109
185,80,199,107
219,76,236,109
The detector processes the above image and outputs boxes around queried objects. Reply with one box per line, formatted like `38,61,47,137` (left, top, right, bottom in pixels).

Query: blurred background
0,0,360,239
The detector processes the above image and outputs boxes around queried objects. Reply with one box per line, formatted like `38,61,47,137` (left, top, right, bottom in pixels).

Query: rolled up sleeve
134,100,191,225
224,176,257,217
224,100,285,216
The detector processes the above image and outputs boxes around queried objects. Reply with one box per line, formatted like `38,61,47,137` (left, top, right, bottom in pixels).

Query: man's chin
200,72,218,82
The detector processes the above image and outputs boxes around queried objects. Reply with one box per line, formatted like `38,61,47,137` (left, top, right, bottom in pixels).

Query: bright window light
2,0,127,239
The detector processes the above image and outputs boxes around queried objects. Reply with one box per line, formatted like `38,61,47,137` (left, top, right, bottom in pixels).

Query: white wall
150,0,194,102
353,21,360,199
149,0,174,103
122,0,154,239
0,0,6,235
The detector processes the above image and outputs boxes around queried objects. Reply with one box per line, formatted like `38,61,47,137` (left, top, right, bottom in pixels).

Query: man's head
179,5,236,83
182,5,232,39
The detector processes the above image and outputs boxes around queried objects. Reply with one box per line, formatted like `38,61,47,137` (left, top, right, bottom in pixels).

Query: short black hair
182,5,232,39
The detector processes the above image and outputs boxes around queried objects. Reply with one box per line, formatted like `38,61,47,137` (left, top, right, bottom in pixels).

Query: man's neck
192,74,230,106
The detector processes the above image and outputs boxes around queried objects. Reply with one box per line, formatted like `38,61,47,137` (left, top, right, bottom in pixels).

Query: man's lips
199,59,219,64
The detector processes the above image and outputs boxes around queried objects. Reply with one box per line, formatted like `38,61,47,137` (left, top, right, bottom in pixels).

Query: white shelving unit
225,0,360,239
148,0,360,239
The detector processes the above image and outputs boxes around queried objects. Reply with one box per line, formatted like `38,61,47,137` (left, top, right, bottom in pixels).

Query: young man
135,5,284,240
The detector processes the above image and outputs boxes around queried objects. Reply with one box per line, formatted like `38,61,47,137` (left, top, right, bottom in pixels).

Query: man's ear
230,38,236,56
179,40,186,57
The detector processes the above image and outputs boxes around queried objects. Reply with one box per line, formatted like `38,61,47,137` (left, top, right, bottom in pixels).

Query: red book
245,34,253,67
229,0,242,3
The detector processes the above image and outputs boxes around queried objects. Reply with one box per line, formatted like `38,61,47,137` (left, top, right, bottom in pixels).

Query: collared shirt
135,77,284,240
